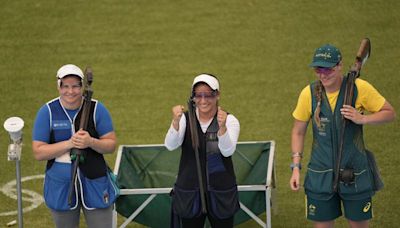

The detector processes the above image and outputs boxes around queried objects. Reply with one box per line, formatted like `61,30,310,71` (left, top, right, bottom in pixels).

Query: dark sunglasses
314,65,337,74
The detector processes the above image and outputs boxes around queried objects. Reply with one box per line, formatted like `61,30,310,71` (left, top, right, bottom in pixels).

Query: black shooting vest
172,112,239,219
47,99,107,179
305,76,374,200
177,112,237,190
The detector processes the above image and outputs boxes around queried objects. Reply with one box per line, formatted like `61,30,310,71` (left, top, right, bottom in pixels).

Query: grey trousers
50,204,113,228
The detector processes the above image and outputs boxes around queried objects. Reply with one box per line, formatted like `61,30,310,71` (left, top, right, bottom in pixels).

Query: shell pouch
171,184,202,219
44,162,75,211
80,170,118,209
208,185,240,219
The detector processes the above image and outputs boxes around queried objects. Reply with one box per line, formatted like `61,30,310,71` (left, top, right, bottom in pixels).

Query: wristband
290,163,302,171
291,152,303,158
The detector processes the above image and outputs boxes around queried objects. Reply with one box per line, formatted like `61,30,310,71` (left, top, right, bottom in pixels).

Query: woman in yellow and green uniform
289,44,395,228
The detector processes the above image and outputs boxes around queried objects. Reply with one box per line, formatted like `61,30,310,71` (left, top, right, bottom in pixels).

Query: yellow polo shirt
293,78,386,122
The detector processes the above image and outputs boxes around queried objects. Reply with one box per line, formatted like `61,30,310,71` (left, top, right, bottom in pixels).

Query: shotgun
187,97,207,214
68,67,94,205
333,38,371,192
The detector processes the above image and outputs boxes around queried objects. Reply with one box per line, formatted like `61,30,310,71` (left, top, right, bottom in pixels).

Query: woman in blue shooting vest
32,64,117,228
165,74,240,228
289,44,395,228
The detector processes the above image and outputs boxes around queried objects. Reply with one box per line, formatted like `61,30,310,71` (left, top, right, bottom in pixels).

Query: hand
71,129,93,149
340,105,365,124
172,105,185,130
217,106,227,135
290,169,301,191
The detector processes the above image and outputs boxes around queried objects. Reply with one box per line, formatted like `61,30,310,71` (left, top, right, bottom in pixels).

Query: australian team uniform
293,77,386,221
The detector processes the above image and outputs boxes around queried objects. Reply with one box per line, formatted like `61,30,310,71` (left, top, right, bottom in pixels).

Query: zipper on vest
59,97,83,135
204,133,210,193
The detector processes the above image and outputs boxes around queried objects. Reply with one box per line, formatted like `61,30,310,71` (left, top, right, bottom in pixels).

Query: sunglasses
314,66,336,75
192,91,218,100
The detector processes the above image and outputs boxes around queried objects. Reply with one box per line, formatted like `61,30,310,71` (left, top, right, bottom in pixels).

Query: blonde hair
313,80,324,128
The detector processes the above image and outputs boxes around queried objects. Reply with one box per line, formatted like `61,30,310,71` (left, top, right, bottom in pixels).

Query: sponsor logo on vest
308,204,316,216
53,120,71,130
363,202,371,213
318,117,329,136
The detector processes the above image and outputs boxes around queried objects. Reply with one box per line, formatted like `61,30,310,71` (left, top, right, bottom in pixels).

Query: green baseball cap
309,44,342,68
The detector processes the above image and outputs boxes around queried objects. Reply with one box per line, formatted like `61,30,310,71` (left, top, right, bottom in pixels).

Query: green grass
1,0,399,227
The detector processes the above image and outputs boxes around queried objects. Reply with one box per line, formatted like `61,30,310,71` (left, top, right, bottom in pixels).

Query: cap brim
57,64,84,79
58,73,83,79
309,61,337,68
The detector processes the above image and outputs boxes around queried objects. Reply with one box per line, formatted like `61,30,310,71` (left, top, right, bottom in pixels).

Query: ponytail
313,80,324,128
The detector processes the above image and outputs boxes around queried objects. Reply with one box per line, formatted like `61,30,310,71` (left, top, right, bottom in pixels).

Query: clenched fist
172,105,185,130
217,106,227,135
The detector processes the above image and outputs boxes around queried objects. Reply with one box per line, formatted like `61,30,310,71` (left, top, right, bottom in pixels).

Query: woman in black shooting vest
165,73,240,228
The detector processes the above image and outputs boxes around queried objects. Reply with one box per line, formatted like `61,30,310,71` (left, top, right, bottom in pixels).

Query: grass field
1,0,399,227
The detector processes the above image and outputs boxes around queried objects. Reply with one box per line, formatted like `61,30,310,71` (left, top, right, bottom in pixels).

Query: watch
290,163,302,171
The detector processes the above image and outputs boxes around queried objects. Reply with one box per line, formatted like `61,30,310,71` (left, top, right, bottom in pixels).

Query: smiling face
58,75,83,109
193,83,219,118
314,61,343,92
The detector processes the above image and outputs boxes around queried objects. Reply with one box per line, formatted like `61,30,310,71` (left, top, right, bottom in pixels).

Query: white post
4,117,25,228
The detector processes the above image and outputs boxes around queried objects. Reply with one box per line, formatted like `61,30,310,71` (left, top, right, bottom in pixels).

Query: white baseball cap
192,74,219,91
56,64,84,79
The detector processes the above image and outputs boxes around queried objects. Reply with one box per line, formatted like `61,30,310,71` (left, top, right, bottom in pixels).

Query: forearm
218,115,240,157
360,101,396,125
33,140,73,161
291,120,308,165
289,125,307,191
291,132,305,164
218,130,238,157
165,117,186,151
90,137,116,154
165,127,180,150
89,132,117,154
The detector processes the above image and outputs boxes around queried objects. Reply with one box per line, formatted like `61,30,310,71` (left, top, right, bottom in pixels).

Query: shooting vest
304,77,374,200
172,112,239,219
43,98,117,211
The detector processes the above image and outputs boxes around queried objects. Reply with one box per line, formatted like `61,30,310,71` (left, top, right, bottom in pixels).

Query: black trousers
181,214,234,228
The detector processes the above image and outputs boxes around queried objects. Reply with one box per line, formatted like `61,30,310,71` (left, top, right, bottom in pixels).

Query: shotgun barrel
67,68,94,205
